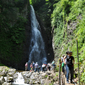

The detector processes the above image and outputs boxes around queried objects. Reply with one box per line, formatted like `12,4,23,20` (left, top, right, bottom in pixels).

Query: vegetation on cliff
0,0,29,66
51,0,85,84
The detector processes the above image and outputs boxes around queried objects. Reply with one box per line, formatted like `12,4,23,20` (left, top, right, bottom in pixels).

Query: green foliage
81,71,85,84
0,0,28,64
51,0,85,83
49,83,53,85
29,0,33,5
0,64,5,66
55,65,59,72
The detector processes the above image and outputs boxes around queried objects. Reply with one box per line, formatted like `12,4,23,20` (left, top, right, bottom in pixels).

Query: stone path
61,73,76,85
65,78,75,85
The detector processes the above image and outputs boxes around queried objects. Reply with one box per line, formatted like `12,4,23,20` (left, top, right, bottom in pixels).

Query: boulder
0,76,5,84
41,73,47,79
44,79,51,85
40,79,45,84
26,72,33,78
7,76,13,82
8,69,16,75
2,82,11,85
24,78,30,84
4,77,7,82
13,73,18,79
0,71,5,76
46,71,51,75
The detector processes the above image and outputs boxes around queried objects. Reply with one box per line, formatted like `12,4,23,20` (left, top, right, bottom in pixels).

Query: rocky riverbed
0,66,59,85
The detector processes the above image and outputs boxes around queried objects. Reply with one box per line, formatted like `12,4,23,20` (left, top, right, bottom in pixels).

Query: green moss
44,75,48,78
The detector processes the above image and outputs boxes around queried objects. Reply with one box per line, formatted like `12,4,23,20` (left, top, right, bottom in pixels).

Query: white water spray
12,72,26,85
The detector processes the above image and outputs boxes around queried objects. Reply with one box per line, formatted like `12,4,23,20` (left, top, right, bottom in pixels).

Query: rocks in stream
2,82,11,85
0,76,5,84
0,66,59,85
0,66,16,85
21,71,58,85
7,68,16,82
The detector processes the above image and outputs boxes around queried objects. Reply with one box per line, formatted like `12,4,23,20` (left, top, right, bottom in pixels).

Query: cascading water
13,72,24,84
28,5,47,70
12,72,29,85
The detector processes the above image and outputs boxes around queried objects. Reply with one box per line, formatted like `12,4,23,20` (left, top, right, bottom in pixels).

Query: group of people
61,51,74,84
25,51,74,83
25,60,56,72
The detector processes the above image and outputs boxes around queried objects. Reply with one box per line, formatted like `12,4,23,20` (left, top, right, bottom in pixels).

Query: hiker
61,55,65,73
42,63,46,72
25,62,28,71
32,61,35,71
30,63,33,71
34,62,38,72
52,60,56,72
63,52,68,76
47,63,51,71
38,65,41,72
64,51,74,83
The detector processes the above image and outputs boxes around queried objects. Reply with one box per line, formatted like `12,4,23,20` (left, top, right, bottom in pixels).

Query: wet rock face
36,15,54,63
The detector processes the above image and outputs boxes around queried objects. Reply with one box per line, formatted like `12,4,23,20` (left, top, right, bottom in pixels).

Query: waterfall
28,5,47,70
12,72,29,85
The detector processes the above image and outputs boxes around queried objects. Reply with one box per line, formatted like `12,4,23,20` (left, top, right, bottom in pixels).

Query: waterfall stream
13,72,24,84
12,72,29,85
28,5,47,70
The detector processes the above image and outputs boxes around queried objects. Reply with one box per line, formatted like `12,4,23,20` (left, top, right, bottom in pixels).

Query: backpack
66,55,74,66
62,62,64,67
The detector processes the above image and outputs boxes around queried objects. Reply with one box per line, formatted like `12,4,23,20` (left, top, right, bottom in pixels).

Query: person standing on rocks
42,63,46,72
25,62,28,71
47,63,51,71
34,62,38,72
64,51,74,83
30,63,33,71
32,61,35,71
52,60,56,72
38,65,41,72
